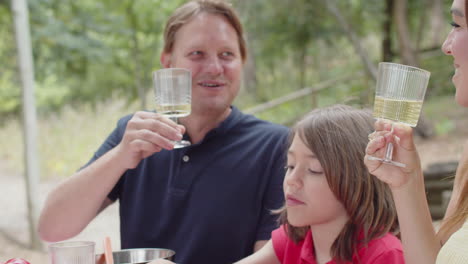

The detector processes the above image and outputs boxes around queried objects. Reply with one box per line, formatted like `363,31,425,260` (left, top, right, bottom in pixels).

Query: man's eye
221,51,234,57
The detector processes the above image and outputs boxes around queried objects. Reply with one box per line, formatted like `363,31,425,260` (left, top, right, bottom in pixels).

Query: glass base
367,155,406,168
173,140,191,149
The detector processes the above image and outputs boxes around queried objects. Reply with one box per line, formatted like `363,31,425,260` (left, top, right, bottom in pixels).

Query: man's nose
204,57,223,75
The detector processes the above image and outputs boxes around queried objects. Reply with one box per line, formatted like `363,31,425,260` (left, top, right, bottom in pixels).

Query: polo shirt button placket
182,155,190,163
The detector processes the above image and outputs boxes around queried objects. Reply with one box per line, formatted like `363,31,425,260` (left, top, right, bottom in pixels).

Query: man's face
161,13,243,115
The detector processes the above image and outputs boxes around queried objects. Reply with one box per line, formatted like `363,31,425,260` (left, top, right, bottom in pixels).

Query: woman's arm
365,121,440,264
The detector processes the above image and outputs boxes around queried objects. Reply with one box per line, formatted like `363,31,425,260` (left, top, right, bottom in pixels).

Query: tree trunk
394,0,418,66
416,0,429,53
324,0,377,81
242,32,258,98
298,45,308,90
234,0,258,98
382,0,394,62
127,1,146,110
11,0,43,250
430,0,445,47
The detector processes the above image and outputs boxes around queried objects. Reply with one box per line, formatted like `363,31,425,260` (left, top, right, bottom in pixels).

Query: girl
365,0,468,263
152,105,405,264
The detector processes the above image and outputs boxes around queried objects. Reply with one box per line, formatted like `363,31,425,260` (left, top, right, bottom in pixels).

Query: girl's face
283,134,349,228
442,0,468,107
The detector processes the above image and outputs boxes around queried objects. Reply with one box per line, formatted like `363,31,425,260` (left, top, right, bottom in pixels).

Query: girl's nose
285,170,302,189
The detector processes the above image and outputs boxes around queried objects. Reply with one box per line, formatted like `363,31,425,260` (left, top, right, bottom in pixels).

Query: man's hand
115,111,185,169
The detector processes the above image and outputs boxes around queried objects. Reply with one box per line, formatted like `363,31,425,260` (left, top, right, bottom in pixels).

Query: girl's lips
286,195,305,206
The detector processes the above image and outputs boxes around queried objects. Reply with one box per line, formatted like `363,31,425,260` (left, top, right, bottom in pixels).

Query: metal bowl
96,248,175,264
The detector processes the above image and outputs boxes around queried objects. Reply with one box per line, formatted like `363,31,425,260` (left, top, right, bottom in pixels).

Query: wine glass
368,62,430,167
153,68,192,148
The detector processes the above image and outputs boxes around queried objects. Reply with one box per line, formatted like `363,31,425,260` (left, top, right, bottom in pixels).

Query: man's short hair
163,0,247,62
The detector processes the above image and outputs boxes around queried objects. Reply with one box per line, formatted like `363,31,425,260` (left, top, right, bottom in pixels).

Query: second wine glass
368,62,430,167
153,68,192,149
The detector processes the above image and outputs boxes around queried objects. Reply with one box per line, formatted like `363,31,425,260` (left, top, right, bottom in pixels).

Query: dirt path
0,161,120,263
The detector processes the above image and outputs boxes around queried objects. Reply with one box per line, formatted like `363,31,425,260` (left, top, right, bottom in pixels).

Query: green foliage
0,0,462,178
421,52,455,98
423,96,459,136
434,119,456,135
2,0,457,118
0,3,20,117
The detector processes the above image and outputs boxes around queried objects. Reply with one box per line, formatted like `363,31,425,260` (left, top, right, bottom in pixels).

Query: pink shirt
272,225,405,264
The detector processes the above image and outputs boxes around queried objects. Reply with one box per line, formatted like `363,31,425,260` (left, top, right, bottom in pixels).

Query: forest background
0,0,467,261
0,0,459,179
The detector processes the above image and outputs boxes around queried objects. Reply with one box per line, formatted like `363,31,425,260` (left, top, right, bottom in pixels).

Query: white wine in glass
153,68,192,148
373,96,423,127
369,62,430,167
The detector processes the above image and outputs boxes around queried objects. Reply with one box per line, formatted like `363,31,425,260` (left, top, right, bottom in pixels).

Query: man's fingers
130,137,174,152
128,115,183,142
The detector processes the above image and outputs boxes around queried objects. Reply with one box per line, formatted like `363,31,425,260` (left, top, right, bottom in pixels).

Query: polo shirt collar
205,105,243,136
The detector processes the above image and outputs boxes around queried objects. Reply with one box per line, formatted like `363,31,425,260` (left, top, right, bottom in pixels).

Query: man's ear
160,52,171,68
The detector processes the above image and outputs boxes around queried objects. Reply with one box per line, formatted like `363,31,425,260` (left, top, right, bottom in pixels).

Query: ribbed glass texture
373,62,430,127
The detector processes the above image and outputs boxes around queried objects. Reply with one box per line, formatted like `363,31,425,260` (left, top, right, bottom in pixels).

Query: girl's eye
450,21,460,28
308,169,323,175
284,165,294,171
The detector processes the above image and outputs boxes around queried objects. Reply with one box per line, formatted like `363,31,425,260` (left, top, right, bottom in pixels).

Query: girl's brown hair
277,105,398,263
162,0,247,62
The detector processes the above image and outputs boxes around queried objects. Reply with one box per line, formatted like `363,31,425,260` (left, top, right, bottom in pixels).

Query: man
38,1,289,263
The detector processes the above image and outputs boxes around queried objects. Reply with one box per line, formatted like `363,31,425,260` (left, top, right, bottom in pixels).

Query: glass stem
384,142,394,161
169,116,179,125
384,123,395,162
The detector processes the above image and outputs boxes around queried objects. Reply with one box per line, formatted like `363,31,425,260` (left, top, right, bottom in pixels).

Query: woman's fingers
392,123,416,151
366,134,386,156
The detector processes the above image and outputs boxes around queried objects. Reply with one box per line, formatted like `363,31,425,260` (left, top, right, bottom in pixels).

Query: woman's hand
364,120,423,190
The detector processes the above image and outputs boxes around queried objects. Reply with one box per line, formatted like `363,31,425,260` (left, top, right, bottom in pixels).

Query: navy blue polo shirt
86,106,289,264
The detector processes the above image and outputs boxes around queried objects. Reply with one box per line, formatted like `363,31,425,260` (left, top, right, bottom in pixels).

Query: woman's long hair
437,158,468,242
276,105,398,263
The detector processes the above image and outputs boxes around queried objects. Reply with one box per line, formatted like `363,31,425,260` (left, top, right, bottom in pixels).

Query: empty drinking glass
49,241,95,264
